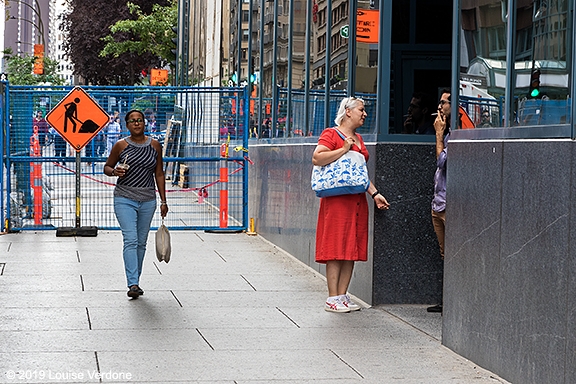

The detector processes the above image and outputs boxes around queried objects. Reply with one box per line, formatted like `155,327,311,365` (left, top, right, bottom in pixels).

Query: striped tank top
114,137,158,202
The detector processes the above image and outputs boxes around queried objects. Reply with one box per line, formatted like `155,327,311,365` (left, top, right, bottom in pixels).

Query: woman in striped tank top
104,110,169,299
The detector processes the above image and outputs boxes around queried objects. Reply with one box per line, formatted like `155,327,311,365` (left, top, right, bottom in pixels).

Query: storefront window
460,0,572,128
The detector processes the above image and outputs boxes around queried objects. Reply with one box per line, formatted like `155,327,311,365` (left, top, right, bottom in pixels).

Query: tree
63,0,171,85
2,48,66,86
100,1,177,75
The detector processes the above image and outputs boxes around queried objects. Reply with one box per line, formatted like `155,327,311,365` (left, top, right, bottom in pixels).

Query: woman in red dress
312,97,390,313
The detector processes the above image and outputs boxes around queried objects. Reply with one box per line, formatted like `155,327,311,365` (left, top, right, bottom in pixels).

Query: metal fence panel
2,84,248,232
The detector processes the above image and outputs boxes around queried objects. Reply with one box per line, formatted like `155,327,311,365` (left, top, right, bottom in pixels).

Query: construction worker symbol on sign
64,97,100,133
46,86,110,151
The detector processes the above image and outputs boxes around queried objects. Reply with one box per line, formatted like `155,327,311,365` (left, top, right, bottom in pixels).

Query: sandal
127,285,141,298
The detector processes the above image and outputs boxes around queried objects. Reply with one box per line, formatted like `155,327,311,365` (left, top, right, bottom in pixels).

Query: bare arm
103,140,127,177
152,140,168,218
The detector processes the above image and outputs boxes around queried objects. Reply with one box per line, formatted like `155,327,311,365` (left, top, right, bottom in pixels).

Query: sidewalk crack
330,349,364,379
240,275,257,291
86,307,92,330
276,307,300,328
196,328,214,350
170,290,183,307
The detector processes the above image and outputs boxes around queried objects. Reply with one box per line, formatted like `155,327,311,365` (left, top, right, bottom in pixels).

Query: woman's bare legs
326,260,355,296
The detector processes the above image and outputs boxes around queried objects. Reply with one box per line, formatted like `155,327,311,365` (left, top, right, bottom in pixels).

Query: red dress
315,128,369,264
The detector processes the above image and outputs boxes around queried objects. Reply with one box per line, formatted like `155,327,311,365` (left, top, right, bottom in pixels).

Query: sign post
46,87,110,237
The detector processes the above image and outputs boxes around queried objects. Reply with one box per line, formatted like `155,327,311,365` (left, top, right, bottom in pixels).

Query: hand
160,203,168,218
113,167,127,177
403,115,413,127
374,194,390,210
344,137,355,151
433,113,446,134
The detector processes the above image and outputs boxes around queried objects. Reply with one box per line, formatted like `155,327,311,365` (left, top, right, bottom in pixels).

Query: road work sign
46,87,110,151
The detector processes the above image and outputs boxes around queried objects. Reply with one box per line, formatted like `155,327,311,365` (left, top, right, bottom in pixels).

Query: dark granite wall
373,143,442,304
248,140,442,305
443,139,575,384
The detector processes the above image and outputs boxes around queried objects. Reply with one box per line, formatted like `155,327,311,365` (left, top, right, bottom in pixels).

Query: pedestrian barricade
1,84,249,232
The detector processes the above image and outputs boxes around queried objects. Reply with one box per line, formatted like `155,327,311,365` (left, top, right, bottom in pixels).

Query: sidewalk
0,231,510,383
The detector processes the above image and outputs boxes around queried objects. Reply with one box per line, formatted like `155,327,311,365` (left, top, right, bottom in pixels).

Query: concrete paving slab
0,329,210,354
0,351,98,383
0,246,79,262
0,275,81,292
197,326,438,352
83,273,255,292
88,305,297,330
0,330,93,353
1,262,124,276
0,308,88,331
378,304,443,340
97,349,360,382
241,272,328,291
0,291,175,308
173,290,327,308
333,346,504,383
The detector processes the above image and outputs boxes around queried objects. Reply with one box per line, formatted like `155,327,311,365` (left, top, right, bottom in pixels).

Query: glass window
459,0,572,128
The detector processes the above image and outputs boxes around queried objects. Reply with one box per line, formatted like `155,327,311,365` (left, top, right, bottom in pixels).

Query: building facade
1,0,74,85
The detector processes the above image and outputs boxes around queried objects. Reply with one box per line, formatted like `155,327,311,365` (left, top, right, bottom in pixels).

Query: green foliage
2,48,66,86
100,1,177,70
130,98,155,113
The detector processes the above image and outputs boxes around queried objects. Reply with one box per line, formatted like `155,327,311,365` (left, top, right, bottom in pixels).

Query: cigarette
431,113,438,116
403,114,410,117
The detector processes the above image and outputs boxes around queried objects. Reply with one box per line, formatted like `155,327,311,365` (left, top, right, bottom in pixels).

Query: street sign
33,44,44,75
340,25,349,38
356,9,379,44
150,68,169,85
45,87,110,152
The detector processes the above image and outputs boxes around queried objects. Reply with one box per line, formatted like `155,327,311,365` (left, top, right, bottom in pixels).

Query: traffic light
529,69,541,98
170,26,179,85
170,26,178,67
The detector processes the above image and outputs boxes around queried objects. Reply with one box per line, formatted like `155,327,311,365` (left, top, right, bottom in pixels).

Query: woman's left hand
374,194,390,210
160,204,169,218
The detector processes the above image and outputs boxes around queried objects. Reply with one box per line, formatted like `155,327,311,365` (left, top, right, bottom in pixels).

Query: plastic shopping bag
155,220,171,263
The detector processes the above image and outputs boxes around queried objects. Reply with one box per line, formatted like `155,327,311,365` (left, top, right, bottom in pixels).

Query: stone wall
442,138,576,384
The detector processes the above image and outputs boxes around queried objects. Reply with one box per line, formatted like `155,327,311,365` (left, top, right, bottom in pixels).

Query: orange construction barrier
30,125,43,225
219,135,230,228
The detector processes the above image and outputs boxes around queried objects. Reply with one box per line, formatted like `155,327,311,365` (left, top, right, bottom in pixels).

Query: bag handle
332,127,346,141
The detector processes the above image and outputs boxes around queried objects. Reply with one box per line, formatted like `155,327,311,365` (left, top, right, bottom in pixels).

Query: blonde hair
334,97,365,126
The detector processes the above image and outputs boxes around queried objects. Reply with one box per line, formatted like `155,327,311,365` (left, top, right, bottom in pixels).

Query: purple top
431,133,449,212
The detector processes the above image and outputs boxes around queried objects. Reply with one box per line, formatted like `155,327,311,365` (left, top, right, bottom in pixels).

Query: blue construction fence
1,84,249,231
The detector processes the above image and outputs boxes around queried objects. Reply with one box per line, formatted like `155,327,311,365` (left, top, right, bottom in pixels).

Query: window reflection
460,0,571,128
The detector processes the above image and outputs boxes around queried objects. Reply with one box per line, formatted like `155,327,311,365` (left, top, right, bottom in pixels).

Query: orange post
219,137,230,228
30,126,43,225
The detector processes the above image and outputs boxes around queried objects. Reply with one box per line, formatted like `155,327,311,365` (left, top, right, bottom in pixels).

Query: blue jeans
114,197,157,287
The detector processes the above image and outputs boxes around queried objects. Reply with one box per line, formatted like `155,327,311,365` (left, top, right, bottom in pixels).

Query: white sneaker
325,297,350,313
341,294,361,311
